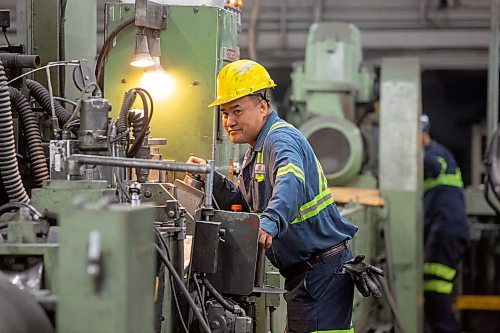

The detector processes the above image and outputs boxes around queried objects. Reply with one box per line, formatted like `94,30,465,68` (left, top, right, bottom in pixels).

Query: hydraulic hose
26,79,72,125
116,89,136,135
0,61,29,203
115,89,152,158
8,87,49,186
127,109,150,158
154,243,211,333
95,17,135,89
129,110,150,140
201,275,246,316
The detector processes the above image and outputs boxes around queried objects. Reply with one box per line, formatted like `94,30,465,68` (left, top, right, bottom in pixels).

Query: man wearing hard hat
190,59,382,332
421,114,469,333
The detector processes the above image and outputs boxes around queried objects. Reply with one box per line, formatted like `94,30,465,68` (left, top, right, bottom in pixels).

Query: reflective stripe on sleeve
276,163,305,183
292,188,333,224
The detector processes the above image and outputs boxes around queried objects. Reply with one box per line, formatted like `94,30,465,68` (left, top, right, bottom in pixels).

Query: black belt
280,241,348,279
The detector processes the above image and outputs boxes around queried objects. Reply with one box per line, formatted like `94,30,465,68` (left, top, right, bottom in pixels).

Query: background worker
421,114,469,333
189,59,382,332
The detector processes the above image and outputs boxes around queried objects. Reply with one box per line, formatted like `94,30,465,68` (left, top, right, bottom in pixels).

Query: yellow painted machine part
455,295,500,311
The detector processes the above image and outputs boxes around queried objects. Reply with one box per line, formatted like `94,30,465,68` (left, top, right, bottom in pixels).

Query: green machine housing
289,22,376,187
103,3,240,177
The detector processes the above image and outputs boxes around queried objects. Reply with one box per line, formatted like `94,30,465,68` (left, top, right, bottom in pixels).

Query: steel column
487,0,500,143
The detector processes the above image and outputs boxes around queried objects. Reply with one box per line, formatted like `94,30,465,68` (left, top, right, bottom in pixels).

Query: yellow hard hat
208,59,276,107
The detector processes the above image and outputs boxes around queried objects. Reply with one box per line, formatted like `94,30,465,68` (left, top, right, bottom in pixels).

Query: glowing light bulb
139,59,175,100
130,54,155,68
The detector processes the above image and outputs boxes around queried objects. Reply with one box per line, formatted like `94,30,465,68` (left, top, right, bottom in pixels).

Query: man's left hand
258,228,272,249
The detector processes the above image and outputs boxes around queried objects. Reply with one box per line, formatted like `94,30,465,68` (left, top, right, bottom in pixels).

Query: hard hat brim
208,83,276,108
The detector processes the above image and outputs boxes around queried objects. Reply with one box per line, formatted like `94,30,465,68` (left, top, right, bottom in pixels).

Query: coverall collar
253,110,279,152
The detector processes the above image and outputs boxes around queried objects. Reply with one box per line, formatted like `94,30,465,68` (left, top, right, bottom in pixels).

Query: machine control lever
87,230,102,291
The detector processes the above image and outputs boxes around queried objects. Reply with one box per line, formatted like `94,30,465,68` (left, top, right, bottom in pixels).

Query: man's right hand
258,228,273,249
187,155,207,181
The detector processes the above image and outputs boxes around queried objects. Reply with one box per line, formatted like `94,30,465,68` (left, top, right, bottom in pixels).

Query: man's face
220,95,267,146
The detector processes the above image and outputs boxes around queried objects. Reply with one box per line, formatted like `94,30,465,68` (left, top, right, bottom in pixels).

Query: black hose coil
8,87,49,186
116,89,136,135
26,79,72,125
0,61,29,203
115,89,152,158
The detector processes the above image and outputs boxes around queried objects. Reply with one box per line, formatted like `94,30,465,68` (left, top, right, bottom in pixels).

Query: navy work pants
424,229,467,333
284,247,354,333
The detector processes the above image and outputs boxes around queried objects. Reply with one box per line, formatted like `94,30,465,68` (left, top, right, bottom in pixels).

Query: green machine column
16,0,97,97
17,0,60,93
57,205,155,333
379,58,423,333
103,4,239,178
63,0,97,99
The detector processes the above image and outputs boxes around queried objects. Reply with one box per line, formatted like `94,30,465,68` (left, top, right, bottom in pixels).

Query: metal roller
0,275,54,333
299,115,363,186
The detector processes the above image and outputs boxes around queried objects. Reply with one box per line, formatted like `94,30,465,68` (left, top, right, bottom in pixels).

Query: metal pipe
313,0,323,23
279,0,288,49
248,0,261,60
45,65,60,136
203,160,215,209
0,53,41,68
254,247,266,287
487,0,500,143
67,154,212,174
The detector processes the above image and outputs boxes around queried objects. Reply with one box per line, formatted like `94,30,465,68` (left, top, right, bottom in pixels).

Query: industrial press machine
0,1,285,332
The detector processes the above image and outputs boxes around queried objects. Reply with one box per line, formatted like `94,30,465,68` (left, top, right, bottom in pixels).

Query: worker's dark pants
284,247,354,333
424,291,458,333
424,231,467,333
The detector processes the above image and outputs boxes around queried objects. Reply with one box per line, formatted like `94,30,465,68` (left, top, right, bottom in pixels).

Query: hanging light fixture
139,35,175,99
130,28,155,68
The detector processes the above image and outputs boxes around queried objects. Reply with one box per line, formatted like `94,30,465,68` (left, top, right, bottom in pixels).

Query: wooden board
330,187,385,207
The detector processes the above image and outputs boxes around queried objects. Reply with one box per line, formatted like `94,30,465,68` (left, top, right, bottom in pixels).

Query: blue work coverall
423,140,469,333
213,111,358,333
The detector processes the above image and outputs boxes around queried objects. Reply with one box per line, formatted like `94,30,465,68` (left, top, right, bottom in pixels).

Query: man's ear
260,100,267,113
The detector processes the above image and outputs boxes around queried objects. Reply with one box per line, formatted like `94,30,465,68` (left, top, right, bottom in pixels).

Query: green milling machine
0,2,288,332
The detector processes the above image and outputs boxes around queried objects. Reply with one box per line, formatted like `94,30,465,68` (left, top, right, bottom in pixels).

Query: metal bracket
135,0,168,30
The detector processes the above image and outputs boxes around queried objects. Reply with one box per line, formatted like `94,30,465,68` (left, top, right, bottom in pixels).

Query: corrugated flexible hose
26,79,72,125
116,89,137,135
129,109,150,142
116,90,150,157
8,87,49,186
0,61,29,203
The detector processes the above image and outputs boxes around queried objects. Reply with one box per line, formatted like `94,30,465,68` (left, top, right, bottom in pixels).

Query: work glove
342,255,384,298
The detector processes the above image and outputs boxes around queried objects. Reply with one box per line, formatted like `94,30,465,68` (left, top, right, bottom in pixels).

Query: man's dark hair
249,89,270,105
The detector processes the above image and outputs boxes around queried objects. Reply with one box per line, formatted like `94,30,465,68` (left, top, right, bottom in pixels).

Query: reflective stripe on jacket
423,140,468,247
424,140,463,192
